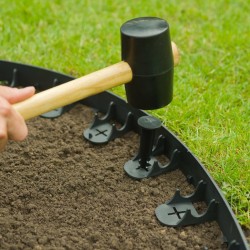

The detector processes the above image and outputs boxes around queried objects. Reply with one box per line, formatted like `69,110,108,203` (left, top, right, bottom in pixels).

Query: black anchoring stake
137,116,161,170
124,115,181,179
124,115,161,179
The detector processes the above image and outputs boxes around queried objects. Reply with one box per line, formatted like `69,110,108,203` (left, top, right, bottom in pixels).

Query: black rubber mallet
14,17,179,120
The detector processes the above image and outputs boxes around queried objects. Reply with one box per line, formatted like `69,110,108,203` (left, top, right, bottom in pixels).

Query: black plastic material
83,102,134,144
121,17,174,110
0,60,248,250
124,118,180,179
155,180,218,227
137,116,161,168
40,107,65,118
124,115,161,178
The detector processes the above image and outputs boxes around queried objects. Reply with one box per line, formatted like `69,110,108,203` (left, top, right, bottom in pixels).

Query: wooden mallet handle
13,42,179,120
13,62,132,120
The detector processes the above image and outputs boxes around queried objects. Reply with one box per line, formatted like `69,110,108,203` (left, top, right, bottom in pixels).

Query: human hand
0,86,35,151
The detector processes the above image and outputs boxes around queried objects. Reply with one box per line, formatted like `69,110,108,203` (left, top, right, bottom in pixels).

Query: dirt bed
0,104,229,249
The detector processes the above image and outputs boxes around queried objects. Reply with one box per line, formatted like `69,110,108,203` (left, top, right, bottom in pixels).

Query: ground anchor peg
124,116,180,179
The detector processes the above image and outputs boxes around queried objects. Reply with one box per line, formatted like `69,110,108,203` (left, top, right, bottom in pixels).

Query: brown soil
0,104,229,249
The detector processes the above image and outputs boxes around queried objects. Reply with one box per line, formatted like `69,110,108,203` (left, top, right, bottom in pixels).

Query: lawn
0,0,249,228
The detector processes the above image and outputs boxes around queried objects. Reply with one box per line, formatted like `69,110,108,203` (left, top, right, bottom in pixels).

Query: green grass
0,0,249,228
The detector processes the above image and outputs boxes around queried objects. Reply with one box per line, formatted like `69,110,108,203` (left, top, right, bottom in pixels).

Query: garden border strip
0,60,248,250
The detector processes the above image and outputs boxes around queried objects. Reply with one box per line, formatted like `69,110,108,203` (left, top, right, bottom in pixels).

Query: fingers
6,109,28,141
0,86,35,151
0,86,35,104
0,96,28,140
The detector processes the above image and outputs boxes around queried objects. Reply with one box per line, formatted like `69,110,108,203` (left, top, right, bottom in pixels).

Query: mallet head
121,17,174,110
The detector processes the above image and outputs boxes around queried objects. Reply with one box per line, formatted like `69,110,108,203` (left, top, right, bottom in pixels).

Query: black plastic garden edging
0,60,249,250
